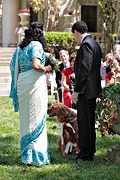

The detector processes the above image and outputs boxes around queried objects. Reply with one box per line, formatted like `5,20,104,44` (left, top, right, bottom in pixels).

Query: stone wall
80,0,98,3
58,0,103,33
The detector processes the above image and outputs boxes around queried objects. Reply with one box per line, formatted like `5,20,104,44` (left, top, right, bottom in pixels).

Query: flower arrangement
105,51,120,85
19,9,30,13
45,53,59,73
65,9,73,15
96,83,120,136
96,50,120,136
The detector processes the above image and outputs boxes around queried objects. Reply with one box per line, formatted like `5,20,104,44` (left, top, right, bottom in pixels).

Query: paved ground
0,66,11,96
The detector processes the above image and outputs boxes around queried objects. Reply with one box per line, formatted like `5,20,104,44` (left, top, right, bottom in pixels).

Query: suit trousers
77,95,96,159
58,87,62,102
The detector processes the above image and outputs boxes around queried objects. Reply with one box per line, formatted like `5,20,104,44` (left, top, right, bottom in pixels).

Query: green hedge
45,32,78,58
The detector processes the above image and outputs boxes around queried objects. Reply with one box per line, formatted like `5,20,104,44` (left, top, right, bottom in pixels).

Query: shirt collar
80,33,90,43
64,61,70,67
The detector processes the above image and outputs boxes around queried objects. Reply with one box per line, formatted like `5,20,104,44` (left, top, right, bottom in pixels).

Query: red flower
105,72,114,80
65,9,73,15
19,9,30,13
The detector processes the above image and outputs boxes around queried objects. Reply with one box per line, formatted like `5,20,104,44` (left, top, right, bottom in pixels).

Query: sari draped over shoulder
10,41,50,166
10,47,20,112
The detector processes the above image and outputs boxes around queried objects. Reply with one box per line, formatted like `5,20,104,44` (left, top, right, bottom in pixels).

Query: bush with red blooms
105,72,114,81
105,51,120,85
96,83,120,136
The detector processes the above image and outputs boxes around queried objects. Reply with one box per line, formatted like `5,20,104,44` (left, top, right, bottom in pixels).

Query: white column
2,0,20,47
21,0,27,9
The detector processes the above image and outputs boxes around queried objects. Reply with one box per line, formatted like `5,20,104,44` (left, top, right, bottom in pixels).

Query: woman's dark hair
19,22,47,50
69,52,77,63
72,21,88,34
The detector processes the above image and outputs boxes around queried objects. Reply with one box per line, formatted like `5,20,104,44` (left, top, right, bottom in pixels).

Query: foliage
45,52,59,72
110,34,120,44
99,0,120,34
96,83,120,136
0,97,120,180
28,0,75,31
28,0,60,30
28,0,59,12
96,49,120,136
45,32,77,58
44,32,77,72
45,32,75,47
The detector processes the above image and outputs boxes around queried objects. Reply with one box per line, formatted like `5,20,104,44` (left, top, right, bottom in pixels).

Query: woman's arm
32,58,51,73
62,74,70,91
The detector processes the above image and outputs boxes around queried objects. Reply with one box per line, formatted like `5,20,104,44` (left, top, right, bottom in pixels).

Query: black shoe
21,163,32,167
88,157,93,161
76,157,93,164
75,156,80,161
76,158,86,164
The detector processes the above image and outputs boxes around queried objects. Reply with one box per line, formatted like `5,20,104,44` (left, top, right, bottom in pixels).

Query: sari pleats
17,69,50,166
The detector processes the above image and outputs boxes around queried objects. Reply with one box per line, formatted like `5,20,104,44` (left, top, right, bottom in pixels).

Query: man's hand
72,92,78,103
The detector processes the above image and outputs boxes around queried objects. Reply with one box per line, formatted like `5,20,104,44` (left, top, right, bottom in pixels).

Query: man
71,21,102,163
56,50,70,102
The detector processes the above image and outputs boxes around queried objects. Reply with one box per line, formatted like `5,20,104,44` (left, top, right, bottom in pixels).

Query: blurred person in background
61,52,76,108
55,50,70,102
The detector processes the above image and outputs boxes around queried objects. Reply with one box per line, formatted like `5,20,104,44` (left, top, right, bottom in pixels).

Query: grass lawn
0,97,120,180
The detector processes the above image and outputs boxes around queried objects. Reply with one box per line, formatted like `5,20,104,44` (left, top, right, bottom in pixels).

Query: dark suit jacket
56,63,65,89
74,35,102,99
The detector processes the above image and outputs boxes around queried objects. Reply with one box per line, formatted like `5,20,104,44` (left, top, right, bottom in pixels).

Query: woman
55,50,70,102
61,52,76,108
10,22,51,166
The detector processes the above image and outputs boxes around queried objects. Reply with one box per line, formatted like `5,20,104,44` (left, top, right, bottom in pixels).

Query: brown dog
48,102,80,156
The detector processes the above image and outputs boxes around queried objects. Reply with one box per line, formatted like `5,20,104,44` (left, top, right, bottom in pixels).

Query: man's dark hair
72,21,88,34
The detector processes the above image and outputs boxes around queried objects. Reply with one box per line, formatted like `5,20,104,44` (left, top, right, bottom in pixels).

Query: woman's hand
62,74,70,91
32,58,51,73
72,92,78,103
44,65,52,73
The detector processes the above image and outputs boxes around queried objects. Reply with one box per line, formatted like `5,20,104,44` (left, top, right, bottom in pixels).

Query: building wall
0,0,102,47
79,0,103,33
57,0,103,32
0,0,119,48
80,0,98,3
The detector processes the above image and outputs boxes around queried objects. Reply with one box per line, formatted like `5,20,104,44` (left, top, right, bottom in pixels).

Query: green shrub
96,83,120,136
45,32,77,58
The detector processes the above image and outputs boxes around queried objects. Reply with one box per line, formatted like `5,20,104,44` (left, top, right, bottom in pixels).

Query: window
81,5,97,32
